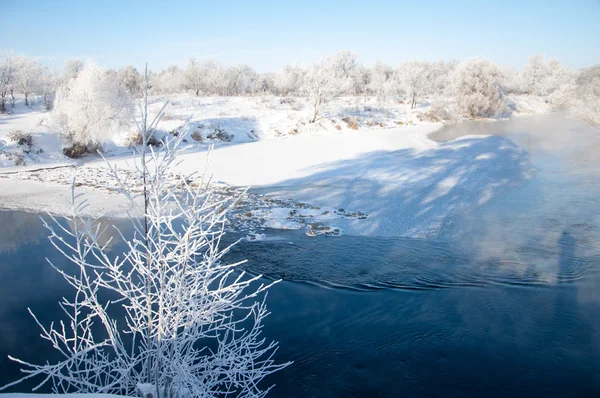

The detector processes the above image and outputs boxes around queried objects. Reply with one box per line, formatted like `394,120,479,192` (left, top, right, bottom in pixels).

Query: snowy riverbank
0,118,534,238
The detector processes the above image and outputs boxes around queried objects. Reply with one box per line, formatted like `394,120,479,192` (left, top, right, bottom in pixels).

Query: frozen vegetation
1,76,289,397
0,50,598,239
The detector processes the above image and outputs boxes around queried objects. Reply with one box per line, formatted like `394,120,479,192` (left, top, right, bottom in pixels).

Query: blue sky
1,0,599,72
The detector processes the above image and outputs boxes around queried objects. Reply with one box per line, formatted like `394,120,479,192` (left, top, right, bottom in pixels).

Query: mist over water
1,114,600,396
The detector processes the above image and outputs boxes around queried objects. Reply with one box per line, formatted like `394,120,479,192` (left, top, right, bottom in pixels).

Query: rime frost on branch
1,66,289,398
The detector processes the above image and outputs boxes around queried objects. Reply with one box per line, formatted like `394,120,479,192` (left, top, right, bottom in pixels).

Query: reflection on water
1,114,600,396
0,211,44,253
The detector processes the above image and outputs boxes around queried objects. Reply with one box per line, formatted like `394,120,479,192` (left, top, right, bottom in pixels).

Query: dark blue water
1,114,600,396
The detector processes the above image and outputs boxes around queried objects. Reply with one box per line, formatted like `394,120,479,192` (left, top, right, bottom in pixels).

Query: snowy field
0,95,538,238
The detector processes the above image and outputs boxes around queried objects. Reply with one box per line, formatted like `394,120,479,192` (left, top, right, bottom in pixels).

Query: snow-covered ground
0,95,538,238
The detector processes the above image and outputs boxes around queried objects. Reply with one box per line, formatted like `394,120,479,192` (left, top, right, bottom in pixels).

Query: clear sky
1,0,599,72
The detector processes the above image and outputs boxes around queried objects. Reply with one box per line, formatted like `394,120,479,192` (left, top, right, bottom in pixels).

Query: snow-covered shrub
451,57,505,118
2,71,289,397
61,143,89,158
51,62,133,153
8,130,33,147
206,122,233,141
418,100,457,122
126,130,162,148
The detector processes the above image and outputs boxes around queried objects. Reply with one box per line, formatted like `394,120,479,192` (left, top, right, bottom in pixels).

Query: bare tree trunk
311,97,319,123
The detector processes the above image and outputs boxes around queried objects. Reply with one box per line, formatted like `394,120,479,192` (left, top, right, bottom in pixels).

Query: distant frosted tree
15,56,45,106
576,65,600,86
0,50,17,112
62,59,84,83
396,60,432,108
367,61,394,99
303,51,359,122
520,54,548,95
202,60,227,95
39,67,58,110
255,72,277,94
330,50,362,95
543,58,574,96
571,65,600,127
452,56,505,118
500,66,521,94
151,65,184,95
429,60,457,96
52,62,133,151
117,65,143,97
520,55,575,101
225,64,257,95
275,64,304,96
184,58,204,96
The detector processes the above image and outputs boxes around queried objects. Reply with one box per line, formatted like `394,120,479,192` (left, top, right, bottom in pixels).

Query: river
1,114,599,396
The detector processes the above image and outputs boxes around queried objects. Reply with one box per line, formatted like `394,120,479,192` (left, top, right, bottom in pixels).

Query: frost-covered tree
330,50,362,95
571,65,600,127
39,67,58,110
202,60,227,96
367,61,394,99
576,65,600,86
151,65,184,95
0,50,17,112
396,60,432,108
1,66,289,397
254,72,277,95
520,55,575,103
543,58,574,96
62,59,84,84
52,62,133,152
520,54,548,95
183,58,204,96
184,60,228,96
451,56,505,118
225,64,257,96
275,64,304,96
500,65,521,94
117,65,143,97
15,55,45,106
429,60,457,96
303,51,359,122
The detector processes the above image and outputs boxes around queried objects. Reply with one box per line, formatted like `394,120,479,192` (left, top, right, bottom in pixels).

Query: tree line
2,49,598,127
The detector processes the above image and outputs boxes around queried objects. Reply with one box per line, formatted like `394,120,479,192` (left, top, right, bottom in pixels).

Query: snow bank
0,96,536,239
0,119,535,239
